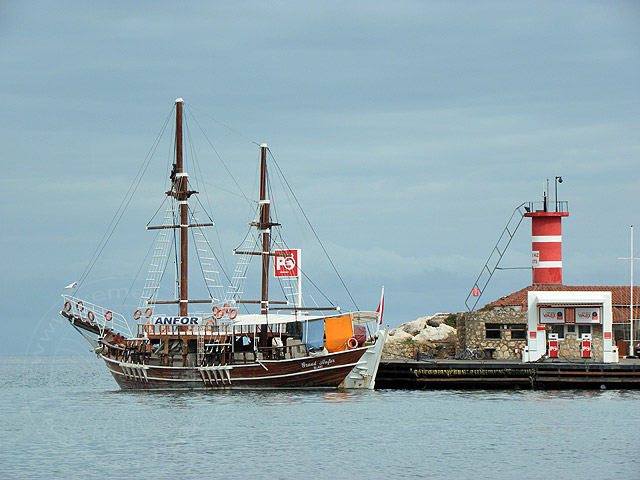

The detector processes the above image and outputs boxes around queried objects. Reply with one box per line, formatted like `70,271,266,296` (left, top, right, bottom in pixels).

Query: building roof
486,285,640,323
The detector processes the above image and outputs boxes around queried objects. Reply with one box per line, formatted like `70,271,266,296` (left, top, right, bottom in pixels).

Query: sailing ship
60,98,388,390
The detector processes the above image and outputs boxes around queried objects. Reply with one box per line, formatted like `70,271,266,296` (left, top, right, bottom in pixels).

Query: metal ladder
197,332,205,366
465,202,529,311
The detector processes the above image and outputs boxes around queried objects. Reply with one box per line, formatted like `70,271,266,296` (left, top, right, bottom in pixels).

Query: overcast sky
2,1,639,355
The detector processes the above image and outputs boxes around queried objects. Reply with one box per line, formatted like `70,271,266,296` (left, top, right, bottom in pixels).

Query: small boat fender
347,337,358,350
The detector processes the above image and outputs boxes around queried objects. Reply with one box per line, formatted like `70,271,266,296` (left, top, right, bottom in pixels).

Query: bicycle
416,350,435,361
454,346,485,360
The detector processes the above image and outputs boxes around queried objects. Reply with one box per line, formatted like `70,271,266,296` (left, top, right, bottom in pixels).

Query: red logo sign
472,287,480,297
274,249,299,277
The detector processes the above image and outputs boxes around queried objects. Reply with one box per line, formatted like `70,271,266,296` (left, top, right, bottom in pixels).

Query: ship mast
175,98,189,316
259,144,270,316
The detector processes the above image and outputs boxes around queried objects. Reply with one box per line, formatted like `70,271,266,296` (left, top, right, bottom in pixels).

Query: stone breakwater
383,313,457,360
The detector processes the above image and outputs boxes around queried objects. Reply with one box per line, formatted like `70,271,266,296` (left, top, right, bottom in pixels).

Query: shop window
550,324,565,340
565,325,576,336
578,325,592,337
485,323,501,339
509,324,527,339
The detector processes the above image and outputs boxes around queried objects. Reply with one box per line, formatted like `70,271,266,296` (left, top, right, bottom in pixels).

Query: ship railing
136,322,234,337
135,321,288,338
61,294,133,338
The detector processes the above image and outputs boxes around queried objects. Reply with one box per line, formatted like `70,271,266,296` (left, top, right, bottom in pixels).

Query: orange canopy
324,314,354,352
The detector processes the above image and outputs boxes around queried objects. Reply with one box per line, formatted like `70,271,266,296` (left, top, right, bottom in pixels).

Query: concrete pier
376,358,640,389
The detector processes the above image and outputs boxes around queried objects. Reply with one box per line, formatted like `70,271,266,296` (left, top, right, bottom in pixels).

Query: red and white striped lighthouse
524,209,569,284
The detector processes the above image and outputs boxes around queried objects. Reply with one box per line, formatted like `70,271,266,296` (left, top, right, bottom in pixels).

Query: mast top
175,98,184,104
260,143,268,148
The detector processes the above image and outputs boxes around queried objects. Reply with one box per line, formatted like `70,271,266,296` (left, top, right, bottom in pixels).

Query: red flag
376,286,385,325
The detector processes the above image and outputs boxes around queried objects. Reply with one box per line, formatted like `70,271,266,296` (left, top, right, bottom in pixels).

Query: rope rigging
267,149,359,311
75,107,174,296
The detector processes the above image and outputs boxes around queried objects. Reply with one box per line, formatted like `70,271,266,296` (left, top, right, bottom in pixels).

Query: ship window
509,324,527,340
286,321,302,339
485,323,501,339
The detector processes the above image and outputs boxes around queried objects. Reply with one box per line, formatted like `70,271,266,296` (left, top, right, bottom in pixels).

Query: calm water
1,356,638,479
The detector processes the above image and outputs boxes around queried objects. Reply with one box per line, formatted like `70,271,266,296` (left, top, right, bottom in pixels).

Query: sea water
1,355,638,479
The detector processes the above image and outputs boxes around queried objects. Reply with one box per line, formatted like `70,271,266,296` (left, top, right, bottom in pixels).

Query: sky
1,1,639,355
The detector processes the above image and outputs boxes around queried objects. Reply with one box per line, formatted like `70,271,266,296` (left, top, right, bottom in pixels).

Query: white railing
62,294,133,338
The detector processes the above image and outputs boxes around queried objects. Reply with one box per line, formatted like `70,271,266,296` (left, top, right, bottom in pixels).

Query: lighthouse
524,184,569,285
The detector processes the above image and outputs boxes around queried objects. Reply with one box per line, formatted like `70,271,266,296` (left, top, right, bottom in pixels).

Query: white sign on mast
274,249,302,309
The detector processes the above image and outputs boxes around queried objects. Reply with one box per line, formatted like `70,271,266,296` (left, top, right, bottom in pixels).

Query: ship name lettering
153,316,200,325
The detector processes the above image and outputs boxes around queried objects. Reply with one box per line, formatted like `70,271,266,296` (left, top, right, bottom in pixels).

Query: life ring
64,301,72,312
87,310,95,322
215,308,224,320
347,337,358,349
212,305,220,316
228,308,238,320
144,307,153,318
76,301,84,312
104,311,113,322
206,319,215,325
223,303,231,310
133,309,142,320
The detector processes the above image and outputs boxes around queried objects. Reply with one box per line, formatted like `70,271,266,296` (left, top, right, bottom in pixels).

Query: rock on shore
386,313,456,343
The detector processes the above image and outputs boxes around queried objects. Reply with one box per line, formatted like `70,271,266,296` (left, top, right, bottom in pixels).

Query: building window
509,324,527,340
550,324,565,340
486,323,501,339
566,324,576,336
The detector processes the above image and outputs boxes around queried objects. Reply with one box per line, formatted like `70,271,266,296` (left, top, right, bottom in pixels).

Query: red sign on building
273,249,299,277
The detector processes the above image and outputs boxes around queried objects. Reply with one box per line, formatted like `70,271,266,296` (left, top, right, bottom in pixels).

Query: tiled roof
485,285,640,323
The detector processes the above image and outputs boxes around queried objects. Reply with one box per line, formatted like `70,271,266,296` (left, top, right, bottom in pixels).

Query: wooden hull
102,347,371,390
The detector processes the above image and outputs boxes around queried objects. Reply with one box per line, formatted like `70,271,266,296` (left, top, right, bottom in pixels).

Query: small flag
64,281,78,290
376,286,385,325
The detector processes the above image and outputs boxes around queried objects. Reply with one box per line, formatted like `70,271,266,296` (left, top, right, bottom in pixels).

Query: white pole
297,249,302,310
631,225,634,357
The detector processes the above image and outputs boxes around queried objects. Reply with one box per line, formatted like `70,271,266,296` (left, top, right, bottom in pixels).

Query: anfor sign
274,249,300,277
